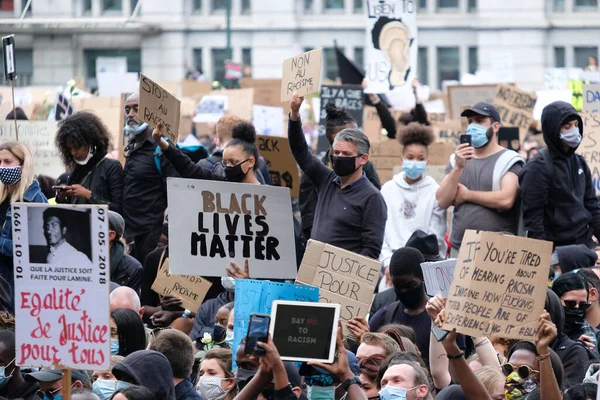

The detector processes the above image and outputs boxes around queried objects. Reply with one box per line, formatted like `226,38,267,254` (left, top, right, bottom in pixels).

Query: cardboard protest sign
365,0,417,94
257,135,300,198
446,85,498,120
362,106,404,144
193,95,228,123
281,48,323,102
13,204,110,369
577,112,600,194
139,74,181,142
493,84,537,141
270,301,339,363
233,279,319,370
431,120,463,145
319,85,364,136
421,259,456,298
584,84,600,114
253,105,285,136
295,240,379,334
167,178,297,279
442,230,552,340
181,80,212,99
241,78,284,108
0,121,62,178
152,257,212,312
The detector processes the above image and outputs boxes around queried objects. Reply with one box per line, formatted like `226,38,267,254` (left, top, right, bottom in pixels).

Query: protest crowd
4,20,600,400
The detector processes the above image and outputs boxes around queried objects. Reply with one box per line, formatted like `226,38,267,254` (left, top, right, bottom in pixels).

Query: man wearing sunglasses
25,368,90,400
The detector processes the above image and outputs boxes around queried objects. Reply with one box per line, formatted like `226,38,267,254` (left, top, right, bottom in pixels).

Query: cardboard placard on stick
295,240,380,334
139,74,181,142
493,84,537,141
441,230,552,340
281,48,323,102
577,112,600,194
152,257,213,312
257,135,300,198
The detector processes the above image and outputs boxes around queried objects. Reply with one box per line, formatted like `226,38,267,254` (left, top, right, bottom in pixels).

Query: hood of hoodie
556,244,598,273
541,101,583,158
393,172,437,190
583,363,600,384
545,289,565,344
112,350,176,400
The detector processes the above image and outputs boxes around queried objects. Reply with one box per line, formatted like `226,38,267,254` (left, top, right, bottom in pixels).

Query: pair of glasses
563,300,592,310
502,363,539,379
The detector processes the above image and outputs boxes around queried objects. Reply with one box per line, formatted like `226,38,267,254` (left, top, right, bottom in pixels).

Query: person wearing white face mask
520,101,600,248
55,111,124,214
197,348,237,400
379,123,447,279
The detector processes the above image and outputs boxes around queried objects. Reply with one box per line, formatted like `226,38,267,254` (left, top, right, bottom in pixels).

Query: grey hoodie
584,363,600,384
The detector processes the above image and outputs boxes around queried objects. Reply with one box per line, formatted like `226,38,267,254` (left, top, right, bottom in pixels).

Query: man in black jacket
299,103,382,239
520,101,600,248
109,211,142,295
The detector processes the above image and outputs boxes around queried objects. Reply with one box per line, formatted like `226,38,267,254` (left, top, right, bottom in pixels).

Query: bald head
109,287,143,319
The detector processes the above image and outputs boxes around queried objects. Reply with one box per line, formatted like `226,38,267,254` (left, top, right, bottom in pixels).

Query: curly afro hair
399,122,435,148
55,111,111,171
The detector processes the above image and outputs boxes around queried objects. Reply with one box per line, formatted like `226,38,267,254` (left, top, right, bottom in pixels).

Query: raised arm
536,312,563,400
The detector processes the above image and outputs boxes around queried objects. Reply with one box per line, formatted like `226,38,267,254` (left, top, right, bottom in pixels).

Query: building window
242,48,252,68
354,47,364,69
212,48,228,82
575,0,597,9
325,0,344,10
354,0,363,12
193,48,203,74
437,47,459,87
468,0,477,12
83,0,92,13
304,0,313,12
2,49,32,86
242,0,250,13
419,0,427,10
212,0,226,12
131,0,139,12
0,0,14,12
324,47,340,81
468,46,478,74
418,47,428,85
103,0,122,12
437,0,459,9
574,46,598,69
84,49,141,90
553,0,565,11
554,47,565,68
192,0,202,12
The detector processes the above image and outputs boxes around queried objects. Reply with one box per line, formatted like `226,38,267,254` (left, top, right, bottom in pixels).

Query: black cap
405,230,441,261
461,102,501,123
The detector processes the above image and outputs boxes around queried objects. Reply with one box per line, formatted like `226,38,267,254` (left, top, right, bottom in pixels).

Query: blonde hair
475,366,505,394
216,116,242,143
0,142,35,203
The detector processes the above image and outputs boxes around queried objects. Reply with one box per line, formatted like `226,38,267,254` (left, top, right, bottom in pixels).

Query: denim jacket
0,180,47,259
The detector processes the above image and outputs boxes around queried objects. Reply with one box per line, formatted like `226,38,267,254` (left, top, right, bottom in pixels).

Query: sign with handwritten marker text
319,85,364,135
442,230,552,340
421,259,456,298
280,48,323,102
13,204,110,369
139,73,181,142
493,84,537,141
584,84,600,114
257,135,300,198
577,112,600,195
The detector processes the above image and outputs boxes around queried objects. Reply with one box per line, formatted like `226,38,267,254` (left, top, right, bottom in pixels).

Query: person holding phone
0,141,47,312
436,103,523,257
55,111,124,214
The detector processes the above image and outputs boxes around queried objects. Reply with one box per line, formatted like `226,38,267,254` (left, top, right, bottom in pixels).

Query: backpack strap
492,150,524,191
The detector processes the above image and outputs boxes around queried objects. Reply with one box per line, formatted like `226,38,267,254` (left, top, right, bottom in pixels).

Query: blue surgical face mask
93,379,117,400
466,123,490,148
560,126,582,148
45,395,62,400
379,386,414,400
124,121,148,135
0,358,15,389
308,385,335,400
110,338,120,355
225,330,234,348
402,159,427,180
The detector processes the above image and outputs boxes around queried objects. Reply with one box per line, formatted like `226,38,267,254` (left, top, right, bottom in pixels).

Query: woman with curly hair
379,122,447,268
55,111,124,213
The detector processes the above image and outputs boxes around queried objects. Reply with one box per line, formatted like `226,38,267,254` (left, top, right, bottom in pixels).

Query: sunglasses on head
563,300,591,310
502,363,539,380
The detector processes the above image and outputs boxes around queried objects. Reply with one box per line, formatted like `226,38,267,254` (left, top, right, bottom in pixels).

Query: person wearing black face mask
288,93,387,260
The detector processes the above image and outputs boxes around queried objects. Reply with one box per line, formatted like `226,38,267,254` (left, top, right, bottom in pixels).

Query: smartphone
52,185,69,190
244,313,270,356
432,325,449,342
459,134,472,146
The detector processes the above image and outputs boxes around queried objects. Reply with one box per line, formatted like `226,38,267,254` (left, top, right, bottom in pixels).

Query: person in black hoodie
112,350,176,400
109,211,142,294
520,101,600,248
0,330,40,400
545,288,595,389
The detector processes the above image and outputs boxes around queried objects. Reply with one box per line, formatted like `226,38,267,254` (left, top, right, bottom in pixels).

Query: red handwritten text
58,310,108,346
20,288,84,317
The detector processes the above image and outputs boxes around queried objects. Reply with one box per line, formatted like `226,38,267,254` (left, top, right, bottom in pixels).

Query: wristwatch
342,376,362,391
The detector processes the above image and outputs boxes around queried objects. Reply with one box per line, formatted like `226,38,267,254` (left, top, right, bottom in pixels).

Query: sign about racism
446,84,498,121
139,74,181,142
13,204,110,369
296,240,379,335
365,0,418,93
270,300,340,363
319,85,364,136
167,178,297,279
232,279,319,370
152,256,213,312
577,112,600,195
257,135,300,198
281,48,323,102
442,230,552,340
493,84,537,141
421,259,456,298
584,84,600,114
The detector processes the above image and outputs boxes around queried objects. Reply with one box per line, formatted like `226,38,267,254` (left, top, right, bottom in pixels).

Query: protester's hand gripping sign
13,204,110,369
441,230,552,340
139,74,181,143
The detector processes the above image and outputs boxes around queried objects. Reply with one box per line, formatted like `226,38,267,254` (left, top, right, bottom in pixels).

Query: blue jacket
0,180,47,259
